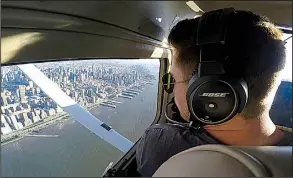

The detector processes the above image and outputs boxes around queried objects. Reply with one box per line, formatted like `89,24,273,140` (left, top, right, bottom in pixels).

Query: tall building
36,87,41,94
95,87,99,94
74,91,79,100
29,81,34,88
18,85,26,102
81,89,86,98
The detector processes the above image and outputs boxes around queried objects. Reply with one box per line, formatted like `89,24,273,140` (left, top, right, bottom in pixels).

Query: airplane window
1,59,160,177
270,33,292,128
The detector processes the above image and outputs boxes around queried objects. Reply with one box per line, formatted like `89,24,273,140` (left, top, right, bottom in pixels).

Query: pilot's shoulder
138,123,190,144
137,124,186,153
144,123,183,134
136,124,185,176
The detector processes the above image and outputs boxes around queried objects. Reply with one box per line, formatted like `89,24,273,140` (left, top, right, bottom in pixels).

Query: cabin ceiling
1,1,196,39
2,1,291,30
196,1,292,27
1,1,291,65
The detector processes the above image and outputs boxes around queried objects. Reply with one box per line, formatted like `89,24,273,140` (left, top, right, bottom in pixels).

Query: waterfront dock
100,103,116,108
127,89,142,93
123,90,139,95
107,100,122,104
121,92,136,97
123,90,140,94
118,94,133,99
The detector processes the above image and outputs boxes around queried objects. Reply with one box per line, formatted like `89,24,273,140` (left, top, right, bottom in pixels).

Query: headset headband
197,8,236,46
196,8,236,77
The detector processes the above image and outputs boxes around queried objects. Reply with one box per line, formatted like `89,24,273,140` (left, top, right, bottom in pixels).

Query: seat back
153,145,292,177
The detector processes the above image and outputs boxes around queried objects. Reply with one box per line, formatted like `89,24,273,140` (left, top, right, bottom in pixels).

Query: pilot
136,9,292,177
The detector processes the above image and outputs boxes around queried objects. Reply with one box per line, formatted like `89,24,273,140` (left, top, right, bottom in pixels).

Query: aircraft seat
153,144,292,177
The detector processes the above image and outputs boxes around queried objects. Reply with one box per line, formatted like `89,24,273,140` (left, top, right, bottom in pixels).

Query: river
1,77,159,177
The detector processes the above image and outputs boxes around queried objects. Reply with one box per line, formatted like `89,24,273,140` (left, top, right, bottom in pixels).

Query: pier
121,93,136,97
103,101,115,105
100,103,116,108
118,94,133,99
107,100,122,104
127,89,142,93
123,90,139,95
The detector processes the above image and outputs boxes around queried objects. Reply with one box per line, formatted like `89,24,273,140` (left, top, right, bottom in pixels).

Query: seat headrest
153,145,292,177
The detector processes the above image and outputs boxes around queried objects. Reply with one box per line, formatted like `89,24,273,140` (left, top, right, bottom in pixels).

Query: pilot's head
167,10,286,122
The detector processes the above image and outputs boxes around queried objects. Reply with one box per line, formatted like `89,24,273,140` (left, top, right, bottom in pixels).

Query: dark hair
168,10,286,119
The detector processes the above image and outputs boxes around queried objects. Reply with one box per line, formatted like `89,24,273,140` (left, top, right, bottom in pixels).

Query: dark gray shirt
136,123,292,177
136,124,220,176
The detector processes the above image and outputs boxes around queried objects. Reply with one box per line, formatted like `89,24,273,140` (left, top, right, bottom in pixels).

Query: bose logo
199,93,230,97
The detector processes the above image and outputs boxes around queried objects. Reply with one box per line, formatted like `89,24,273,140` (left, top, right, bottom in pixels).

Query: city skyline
1,59,159,141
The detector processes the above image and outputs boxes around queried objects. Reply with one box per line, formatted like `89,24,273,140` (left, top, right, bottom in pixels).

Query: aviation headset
167,8,249,128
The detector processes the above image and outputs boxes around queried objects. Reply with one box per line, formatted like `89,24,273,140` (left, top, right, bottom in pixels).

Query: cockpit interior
1,1,292,177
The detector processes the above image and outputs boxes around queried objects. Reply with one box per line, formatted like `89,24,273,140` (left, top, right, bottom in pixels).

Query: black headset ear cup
187,74,205,101
186,75,248,125
229,78,248,113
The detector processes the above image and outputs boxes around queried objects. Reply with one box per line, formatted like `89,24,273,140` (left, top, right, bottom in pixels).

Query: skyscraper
1,93,8,106
18,85,26,102
29,81,34,88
